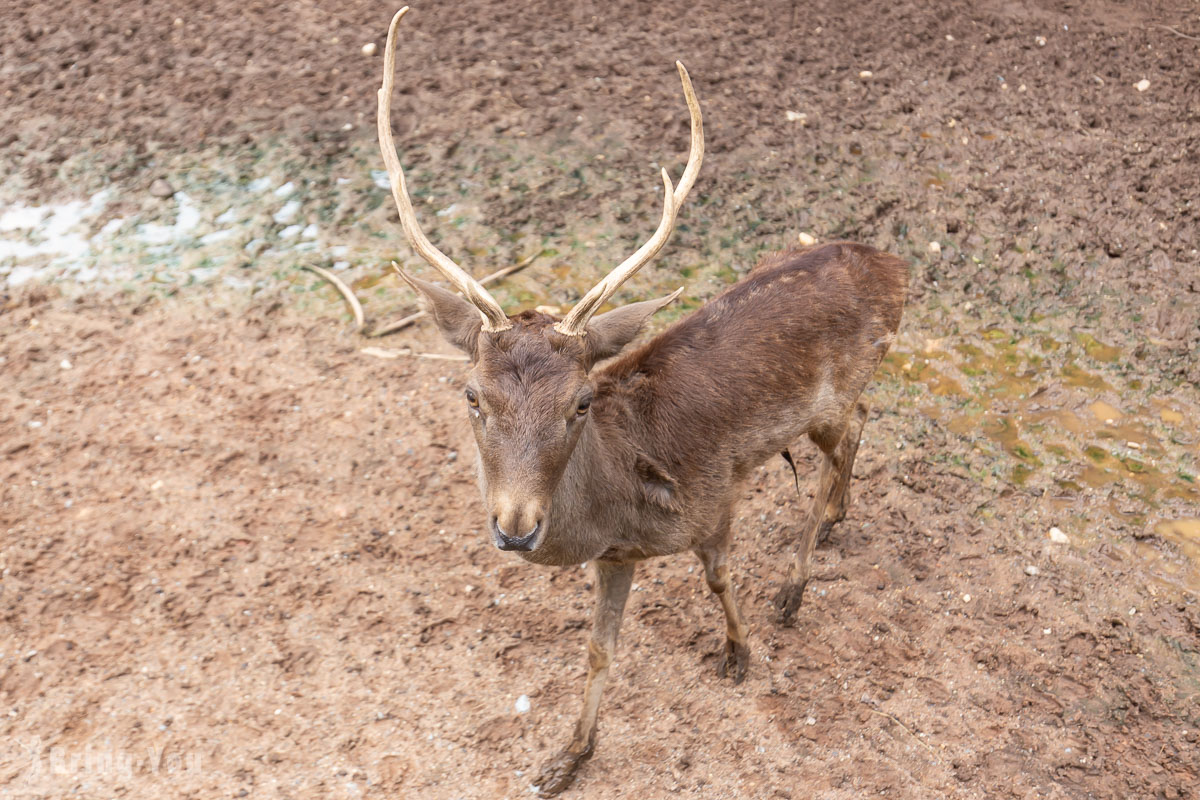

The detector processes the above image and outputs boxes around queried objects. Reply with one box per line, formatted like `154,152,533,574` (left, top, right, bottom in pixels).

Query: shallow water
882,318,1199,592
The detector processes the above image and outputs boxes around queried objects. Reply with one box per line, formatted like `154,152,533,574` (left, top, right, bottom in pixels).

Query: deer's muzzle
491,517,543,552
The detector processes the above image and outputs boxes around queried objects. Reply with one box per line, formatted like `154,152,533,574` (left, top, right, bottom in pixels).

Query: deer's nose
491,515,542,552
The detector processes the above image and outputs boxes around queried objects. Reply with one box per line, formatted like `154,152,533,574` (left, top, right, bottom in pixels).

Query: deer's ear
584,288,683,364
397,271,484,357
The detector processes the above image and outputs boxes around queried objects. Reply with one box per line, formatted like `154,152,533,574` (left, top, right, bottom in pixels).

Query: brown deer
376,7,908,795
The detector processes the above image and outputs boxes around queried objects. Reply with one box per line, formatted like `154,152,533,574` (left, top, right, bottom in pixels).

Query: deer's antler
553,62,704,337
377,6,512,332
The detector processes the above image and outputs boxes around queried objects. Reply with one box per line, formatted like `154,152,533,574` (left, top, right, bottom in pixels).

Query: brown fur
407,241,909,795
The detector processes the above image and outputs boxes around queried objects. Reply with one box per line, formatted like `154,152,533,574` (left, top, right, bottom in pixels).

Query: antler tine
554,61,704,337
377,7,512,332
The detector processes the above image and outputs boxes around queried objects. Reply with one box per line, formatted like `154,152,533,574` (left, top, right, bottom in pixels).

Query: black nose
492,518,541,552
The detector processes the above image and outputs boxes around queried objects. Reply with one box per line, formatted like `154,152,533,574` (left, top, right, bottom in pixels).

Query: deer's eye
466,389,479,409
576,396,592,416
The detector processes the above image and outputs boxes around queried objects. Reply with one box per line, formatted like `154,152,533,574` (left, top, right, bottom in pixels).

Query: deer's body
513,242,907,570
371,8,909,795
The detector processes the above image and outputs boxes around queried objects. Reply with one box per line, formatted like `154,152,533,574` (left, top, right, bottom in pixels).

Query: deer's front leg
535,559,635,797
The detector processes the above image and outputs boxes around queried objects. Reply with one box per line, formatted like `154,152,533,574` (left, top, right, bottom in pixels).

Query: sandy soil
2,0,1199,798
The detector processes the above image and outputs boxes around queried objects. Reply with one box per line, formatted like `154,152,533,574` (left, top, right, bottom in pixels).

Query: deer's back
599,242,908,482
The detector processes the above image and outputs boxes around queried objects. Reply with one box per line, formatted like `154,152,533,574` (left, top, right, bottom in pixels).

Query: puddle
882,318,1200,594
1157,519,1200,545
1089,400,1122,423
1160,408,1185,425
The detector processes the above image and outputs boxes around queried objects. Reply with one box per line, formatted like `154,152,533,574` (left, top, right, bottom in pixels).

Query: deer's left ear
584,288,683,364
396,271,485,358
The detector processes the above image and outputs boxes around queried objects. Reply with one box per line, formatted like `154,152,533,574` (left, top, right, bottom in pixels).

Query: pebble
1024,565,1040,576
273,199,301,224
858,70,873,79
60,359,72,369
514,695,531,714
362,42,377,57
785,110,807,123
798,232,817,246
1035,36,1047,46
1049,527,1069,544
928,241,941,255
149,178,175,198
1135,79,1150,92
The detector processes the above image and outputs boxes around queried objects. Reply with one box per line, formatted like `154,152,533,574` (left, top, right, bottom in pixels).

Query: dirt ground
1,0,1198,798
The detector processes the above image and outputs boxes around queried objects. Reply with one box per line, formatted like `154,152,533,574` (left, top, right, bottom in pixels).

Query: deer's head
376,7,702,556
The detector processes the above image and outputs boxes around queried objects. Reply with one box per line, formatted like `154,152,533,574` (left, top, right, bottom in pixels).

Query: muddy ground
1,0,1198,798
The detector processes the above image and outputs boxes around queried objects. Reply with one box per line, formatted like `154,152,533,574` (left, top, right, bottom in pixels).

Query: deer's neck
514,385,677,567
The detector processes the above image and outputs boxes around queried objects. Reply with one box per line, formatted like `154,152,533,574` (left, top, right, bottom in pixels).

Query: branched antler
376,6,512,332
553,62,704,337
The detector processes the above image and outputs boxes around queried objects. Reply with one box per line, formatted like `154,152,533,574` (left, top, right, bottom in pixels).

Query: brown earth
2,1,1199,799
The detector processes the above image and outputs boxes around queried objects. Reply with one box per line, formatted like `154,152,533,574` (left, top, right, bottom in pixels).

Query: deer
375,7,908,796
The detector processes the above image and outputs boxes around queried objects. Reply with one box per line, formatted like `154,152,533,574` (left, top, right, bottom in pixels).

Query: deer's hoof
535,747,591,797
718,637,750,684
772,580,807,626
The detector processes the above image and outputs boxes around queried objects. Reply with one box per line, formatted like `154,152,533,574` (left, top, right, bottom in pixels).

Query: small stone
858,70,873,79
962,593,971,602
514,695,531,714
361,42,377,57
785,110,807,123
805,716,817,726
1035,36,1046,46
1024,565,1040,576
149,178,175,198
59,359,72,369
1135,79,1150,92
1049,527,1069,544
798,232,817,246
928,241,941,255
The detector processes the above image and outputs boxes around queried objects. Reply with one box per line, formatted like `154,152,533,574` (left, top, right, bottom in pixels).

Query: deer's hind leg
535,560,634,797
823,400,869,529
694,511,750,683
773,405,866,625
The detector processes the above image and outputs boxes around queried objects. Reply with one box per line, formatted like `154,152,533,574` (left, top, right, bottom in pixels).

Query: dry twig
361,346,468,362
1156,24,1200,42
368,250,540,337
867,708,939,760
301,264,365,331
